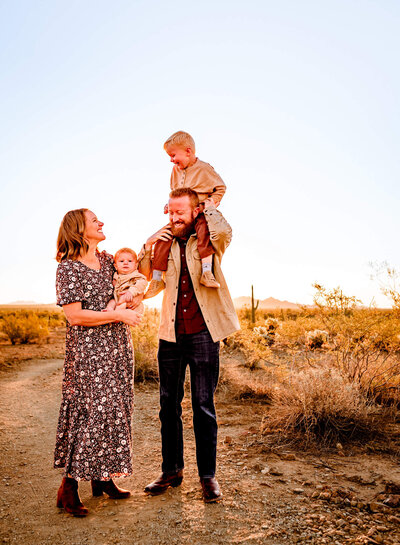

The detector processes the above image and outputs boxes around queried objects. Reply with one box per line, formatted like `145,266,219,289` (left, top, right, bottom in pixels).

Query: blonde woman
54,208,142,517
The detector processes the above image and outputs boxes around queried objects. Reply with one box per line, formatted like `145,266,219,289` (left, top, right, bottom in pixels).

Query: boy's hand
163,203,169,214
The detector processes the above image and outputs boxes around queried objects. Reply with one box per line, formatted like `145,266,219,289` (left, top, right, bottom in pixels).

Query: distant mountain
6,300,38,305
0,301,58,309
234,296,300,310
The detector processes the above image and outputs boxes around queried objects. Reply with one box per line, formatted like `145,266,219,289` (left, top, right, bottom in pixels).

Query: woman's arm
62,302,141,327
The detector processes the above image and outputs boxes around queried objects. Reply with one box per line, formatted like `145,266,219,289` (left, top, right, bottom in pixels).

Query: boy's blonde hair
114,247,138,262
164,131,195,153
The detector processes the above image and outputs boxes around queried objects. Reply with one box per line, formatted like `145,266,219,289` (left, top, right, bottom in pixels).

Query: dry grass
261,366,385,445
130,307,159,383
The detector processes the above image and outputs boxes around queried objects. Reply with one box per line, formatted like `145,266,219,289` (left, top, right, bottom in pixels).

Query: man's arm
203,198,232,255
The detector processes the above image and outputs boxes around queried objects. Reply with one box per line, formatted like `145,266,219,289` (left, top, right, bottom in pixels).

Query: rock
387,515,400,524
383,494,400,507
368,502,385,513
261,466,270,474
281,453,297,461
269,467,283,476
384,481,400,494
293,488,304,494
319,492,332,500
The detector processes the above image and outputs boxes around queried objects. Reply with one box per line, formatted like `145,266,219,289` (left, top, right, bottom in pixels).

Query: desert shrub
1,312,49,344
219,362,276,401
254,318,280,346
131,308,159,382
262,367,383,445
223,328,272,370
305,329,329,349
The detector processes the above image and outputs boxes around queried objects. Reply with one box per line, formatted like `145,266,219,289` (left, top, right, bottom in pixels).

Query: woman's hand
117,308,142,327
145,224,172,251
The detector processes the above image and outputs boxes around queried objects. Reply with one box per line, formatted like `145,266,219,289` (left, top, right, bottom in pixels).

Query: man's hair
114,247,138,262
169,188,199,209
56,208,89,262
164,131,195,153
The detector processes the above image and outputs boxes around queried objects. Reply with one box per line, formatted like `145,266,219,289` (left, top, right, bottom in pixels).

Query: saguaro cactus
251,285,259,324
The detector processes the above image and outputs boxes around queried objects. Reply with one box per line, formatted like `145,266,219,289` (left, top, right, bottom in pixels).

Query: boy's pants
153,213,214,271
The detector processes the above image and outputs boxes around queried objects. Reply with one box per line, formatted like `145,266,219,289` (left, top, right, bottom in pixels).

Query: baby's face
115,252,137,275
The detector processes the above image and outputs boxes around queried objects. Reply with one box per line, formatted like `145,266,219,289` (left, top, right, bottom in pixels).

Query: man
139,188,240,502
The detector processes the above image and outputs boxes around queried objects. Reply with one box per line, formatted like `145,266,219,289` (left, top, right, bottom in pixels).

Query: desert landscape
1,286,400,545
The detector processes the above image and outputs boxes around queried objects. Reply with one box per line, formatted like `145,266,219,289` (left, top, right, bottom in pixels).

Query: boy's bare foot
144,279,166,299
200,271,220,288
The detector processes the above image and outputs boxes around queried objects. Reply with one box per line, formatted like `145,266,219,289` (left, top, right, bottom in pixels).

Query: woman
54,208,142,517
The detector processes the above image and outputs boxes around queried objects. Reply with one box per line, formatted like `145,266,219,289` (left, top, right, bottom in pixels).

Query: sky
0,0,399,307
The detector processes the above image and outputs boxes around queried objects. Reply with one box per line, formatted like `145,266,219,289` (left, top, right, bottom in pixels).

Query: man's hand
145,224,173,251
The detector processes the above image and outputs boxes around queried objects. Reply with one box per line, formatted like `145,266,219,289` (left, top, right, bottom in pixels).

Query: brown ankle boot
144,471,183,495
91,479,131,499
56,477,89,517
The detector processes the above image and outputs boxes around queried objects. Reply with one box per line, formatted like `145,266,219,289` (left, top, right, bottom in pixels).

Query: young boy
144,131,226,299
105,248,147,313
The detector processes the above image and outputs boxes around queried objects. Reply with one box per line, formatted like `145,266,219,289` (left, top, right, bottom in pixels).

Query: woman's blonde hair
56,208,89,262
164,131,195,152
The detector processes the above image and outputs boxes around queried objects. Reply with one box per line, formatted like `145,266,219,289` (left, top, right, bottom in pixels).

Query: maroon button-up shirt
175,237,207,335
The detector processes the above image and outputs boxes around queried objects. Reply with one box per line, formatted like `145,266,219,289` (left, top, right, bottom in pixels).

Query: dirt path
1,359,400,545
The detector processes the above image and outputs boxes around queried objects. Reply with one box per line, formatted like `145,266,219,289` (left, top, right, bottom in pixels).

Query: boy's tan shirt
138,206,240,343
170,158,226,206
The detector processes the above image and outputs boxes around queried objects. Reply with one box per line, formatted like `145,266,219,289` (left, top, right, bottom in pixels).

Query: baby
105,248,147,313
144,130,226,299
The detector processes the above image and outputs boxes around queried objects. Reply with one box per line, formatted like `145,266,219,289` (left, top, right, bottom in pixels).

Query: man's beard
171,215,196,238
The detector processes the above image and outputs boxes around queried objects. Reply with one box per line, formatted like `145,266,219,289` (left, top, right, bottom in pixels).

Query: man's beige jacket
139,206,240,343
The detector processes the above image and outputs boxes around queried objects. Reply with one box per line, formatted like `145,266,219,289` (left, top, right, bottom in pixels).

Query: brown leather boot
56,477,89,517
144,471,183,495
91,479,131,499
200,477,223,503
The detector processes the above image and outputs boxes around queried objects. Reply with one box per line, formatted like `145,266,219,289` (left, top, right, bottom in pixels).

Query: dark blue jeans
157,330,220,478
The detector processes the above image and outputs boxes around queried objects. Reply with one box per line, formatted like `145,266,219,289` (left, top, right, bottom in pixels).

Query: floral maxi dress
54,251,134,481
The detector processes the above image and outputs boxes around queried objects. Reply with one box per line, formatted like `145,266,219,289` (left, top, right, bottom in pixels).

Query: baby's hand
163,203,169,214
204,197,216,210
120,292,134,303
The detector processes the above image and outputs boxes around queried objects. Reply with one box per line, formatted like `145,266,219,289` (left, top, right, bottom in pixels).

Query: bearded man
139,187,240,502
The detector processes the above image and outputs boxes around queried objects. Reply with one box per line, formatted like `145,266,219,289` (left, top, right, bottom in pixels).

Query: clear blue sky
1,0,399,307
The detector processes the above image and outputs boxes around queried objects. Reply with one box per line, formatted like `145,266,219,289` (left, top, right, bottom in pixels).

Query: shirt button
184,294,187,298
183,309,187,312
